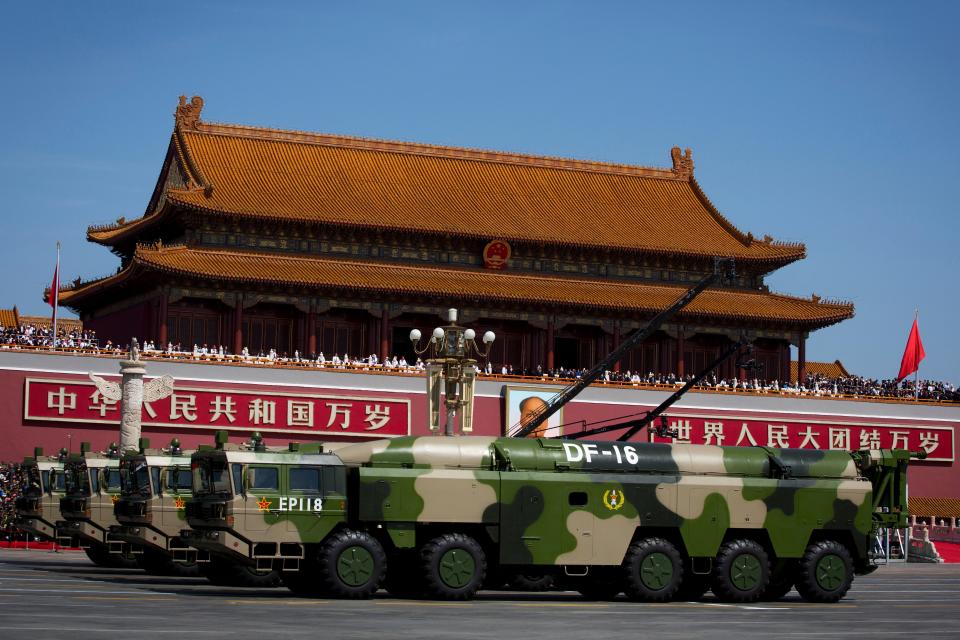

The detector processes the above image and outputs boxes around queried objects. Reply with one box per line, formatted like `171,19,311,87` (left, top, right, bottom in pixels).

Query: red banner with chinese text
647,416,953,462
24,379,411,438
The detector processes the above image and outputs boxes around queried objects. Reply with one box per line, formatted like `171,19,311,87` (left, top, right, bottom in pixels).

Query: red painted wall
0,363,956,501
85,299,154,347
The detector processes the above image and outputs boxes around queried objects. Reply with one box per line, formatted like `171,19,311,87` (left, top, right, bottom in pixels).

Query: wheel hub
815,554,845,591
730,553,762,590
438,548,475,588
639,552,673,590
337,545,375,587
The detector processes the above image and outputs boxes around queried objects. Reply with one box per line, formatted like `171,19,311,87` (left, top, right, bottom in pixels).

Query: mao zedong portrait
519,396,550,438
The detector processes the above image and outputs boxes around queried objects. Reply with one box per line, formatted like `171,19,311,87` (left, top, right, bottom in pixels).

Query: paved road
0,549,955,639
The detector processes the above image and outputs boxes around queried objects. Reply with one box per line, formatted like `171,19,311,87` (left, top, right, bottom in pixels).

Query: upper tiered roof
89,96,805,266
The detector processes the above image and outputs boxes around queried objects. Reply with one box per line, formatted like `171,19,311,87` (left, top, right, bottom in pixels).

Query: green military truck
113,437,280,585
14,447,67,543
112,438,200,575
183,431,912,603
183,434,321,587
57,442,137,567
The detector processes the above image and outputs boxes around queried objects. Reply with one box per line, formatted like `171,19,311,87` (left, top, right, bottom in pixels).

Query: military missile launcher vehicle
183,262,913,603
57,442,137,567
111,438,201,576
183,430,912,603
14,447,68,542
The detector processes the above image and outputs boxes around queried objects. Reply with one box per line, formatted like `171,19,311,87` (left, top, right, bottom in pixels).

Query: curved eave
688,177,806,267
57,267,141,311
165,191,805,267
129,246,853,329
87,212,164,246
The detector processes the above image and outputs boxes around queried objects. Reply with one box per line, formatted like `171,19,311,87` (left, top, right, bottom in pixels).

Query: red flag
48,262,59,307
896,318,926,382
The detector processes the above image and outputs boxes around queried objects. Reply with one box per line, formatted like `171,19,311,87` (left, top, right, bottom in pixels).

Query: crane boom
511,257,735,438
558,336,746,441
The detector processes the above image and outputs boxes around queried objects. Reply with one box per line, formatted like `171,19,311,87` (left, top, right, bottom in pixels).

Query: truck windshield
168,467,192,492
64,462,91,497
44,469,66,493
192,458,231,497
23,465,42,497
120,459,152,497
103,468,122,492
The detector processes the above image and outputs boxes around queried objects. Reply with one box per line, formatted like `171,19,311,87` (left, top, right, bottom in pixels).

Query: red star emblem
174,496,185,510
110,495,119,505
256,496,272,512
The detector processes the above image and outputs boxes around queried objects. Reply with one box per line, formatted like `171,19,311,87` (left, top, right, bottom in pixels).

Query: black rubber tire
795,540,854,603
506,573,555,592
760,560,797,601
712,539,771,603
420,533,486,601
83,543,115,567
314,530,386,599
84,542,138,569
282,545,325,596
201,556,282,587
135,548,201,577
622,537,684,602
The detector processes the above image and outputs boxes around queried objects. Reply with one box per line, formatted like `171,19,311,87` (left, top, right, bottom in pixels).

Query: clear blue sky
1,1,957,383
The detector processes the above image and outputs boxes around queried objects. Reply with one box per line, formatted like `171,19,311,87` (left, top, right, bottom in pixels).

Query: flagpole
914,309,920,401
51,242,60,350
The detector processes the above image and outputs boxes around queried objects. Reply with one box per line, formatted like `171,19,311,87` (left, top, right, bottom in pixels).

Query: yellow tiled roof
62,245,853,328
19,315,82,331
791,360,852,379
0,308,19,327
89,97,805,265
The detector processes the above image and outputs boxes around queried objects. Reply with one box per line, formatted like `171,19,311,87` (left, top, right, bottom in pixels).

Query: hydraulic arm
562,337,748,441
511,257,736,438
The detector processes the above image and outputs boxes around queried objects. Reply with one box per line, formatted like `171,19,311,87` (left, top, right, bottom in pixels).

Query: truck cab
182,432,346,587
56,441,135,567
14,447,67,542
112,437,198,575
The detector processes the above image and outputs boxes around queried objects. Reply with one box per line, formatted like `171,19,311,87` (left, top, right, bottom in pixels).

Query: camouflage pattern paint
56,447,127,550
14,454,66,541
183,442,348,566
184,434,899,583
113,448,195,555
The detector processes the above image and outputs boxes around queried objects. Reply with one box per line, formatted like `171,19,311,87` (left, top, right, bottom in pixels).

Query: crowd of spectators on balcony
2,322,957,402
798,373,959,402
0,322,98,349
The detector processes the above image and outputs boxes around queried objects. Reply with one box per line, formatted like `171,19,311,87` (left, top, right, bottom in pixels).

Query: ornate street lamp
410,309,495,436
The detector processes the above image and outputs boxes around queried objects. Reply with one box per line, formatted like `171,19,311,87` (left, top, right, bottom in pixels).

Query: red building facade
61,96,853,381
2,351,956,512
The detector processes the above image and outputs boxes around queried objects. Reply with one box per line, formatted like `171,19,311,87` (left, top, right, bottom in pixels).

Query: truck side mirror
159,468,169,493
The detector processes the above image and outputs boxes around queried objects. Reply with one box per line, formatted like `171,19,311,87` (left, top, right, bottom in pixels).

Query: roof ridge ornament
670,146,694,179
175,95,204,130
